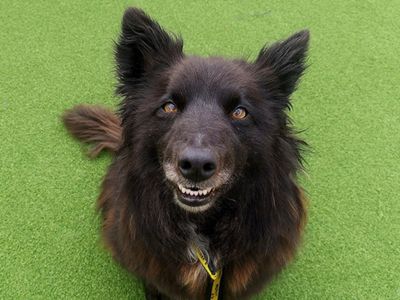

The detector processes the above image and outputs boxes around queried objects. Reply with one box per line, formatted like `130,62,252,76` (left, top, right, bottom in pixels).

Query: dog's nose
178,148,217,182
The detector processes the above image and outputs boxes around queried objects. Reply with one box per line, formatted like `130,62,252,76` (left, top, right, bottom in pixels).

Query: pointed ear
255,30,309,99
115,8,183,95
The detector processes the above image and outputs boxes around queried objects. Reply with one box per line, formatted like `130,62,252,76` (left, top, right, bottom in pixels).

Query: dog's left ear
255,30,309,101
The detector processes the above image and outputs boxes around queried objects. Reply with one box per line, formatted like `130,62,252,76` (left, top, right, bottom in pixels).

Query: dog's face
160,57,256,212
116,8,309,213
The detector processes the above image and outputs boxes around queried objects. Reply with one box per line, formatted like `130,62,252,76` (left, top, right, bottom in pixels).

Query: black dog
63,7,309,300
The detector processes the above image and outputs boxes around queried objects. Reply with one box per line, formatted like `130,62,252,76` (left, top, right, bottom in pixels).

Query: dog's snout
178,148,216,182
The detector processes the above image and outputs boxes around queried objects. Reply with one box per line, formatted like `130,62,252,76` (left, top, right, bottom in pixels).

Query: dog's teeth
177,185,215,197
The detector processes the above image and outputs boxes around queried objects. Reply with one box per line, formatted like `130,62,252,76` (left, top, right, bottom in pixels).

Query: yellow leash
195,247,222,300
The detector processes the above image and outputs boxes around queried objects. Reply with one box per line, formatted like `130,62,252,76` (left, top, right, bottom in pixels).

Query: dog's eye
231,107,248,120
162,102,178,114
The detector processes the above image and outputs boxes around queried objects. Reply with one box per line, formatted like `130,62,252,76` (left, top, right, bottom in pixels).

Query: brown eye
231,107,248,120
162,102,178,113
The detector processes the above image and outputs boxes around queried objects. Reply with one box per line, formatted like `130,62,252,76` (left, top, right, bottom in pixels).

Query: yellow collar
195,247,223,300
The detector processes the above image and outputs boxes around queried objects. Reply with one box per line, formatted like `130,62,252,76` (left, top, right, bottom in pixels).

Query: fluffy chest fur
96,158,307,300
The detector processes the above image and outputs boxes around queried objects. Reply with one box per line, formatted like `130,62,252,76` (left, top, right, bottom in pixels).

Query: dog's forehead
167,56,257,96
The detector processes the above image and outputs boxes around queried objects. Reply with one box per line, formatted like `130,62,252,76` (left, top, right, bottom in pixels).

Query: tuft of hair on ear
256,30,310,102
115,7,184,96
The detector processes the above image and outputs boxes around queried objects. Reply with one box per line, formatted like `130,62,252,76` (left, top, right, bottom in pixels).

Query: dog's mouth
177,184,214,203
172,183,218,212
163,162,231,212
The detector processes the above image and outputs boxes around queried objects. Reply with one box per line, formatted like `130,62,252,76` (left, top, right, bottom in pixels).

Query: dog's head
116,8,309,213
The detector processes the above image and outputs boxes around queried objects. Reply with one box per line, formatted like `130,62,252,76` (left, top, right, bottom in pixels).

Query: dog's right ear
115,8,183,96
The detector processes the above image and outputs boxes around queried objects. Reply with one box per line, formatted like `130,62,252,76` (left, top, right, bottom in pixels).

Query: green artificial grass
1,0,399,299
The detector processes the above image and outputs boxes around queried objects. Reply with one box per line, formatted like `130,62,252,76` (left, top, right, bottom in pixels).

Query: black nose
178,148,217,182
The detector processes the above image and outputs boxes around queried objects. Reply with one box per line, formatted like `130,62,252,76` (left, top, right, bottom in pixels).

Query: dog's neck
186,221,221,270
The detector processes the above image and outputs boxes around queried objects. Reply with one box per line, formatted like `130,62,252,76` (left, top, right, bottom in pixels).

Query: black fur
64,7,310,300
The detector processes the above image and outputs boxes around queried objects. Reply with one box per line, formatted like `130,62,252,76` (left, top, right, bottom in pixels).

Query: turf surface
1,0,399,299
